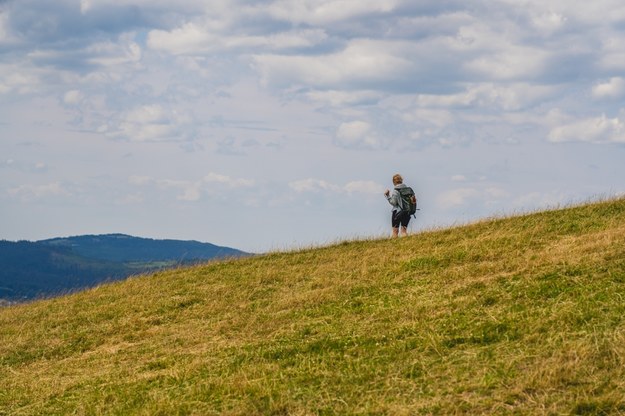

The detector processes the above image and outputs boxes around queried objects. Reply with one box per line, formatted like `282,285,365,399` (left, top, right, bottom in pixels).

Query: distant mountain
0,235,248,302
39,234,245,263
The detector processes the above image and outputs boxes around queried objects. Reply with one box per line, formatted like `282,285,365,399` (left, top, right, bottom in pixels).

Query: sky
1,0,625,253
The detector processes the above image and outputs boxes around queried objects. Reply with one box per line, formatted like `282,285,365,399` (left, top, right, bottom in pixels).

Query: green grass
2,198,625,415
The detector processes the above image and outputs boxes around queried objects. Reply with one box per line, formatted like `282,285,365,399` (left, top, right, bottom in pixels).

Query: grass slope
1,199,625,415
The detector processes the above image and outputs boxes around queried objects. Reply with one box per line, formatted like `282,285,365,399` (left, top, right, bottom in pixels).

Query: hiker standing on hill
384,174,417,238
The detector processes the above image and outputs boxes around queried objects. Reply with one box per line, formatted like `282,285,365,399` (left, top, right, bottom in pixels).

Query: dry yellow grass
1,198,625,415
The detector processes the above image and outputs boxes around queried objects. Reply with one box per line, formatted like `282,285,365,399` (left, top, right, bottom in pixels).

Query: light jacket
386,183,408,211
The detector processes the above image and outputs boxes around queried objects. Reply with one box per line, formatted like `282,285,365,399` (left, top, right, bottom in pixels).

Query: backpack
397,187,417,216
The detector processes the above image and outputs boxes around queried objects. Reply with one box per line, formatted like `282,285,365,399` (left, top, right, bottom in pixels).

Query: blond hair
392,174,403,185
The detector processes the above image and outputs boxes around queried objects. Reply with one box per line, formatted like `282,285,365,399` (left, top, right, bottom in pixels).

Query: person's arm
385,189,399,208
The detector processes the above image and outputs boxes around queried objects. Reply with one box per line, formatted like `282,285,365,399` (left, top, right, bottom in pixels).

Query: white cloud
266,0,402,25
87,38,142,67
335,120,384,149
437,188,479,209
436,186,509,210
305,90,383,107
203,172,255,187
531,11,567,36
80,0,92,14
8,182,70,200
262,29,328,49
203,173,232,184
344,180,384,195
446,20,552,81
153,179,202,202
337,120,371,140
592,77,625,99
116,193,144,205
402,108,453,128
81,0,209,9
414,83,558,111
147,23,216,55
0,63,41,95
253,39,415,89
548,114,625,144
126,105,169,124
465,45,549,81
289,178,384,195
485,187,509,200
600,35,625,70
0,9,12,44
289,179,341,193
103,104,193,142
549,1,625,26
127,172,255,202
63,90,84,105
148,22,327,55
128,175,152,185
177,183,202,202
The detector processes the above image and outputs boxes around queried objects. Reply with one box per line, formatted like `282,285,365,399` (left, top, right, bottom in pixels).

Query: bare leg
392,227,399,238
400,226,408,237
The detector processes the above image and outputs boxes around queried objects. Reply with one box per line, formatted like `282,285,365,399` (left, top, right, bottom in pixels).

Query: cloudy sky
1,0,624,252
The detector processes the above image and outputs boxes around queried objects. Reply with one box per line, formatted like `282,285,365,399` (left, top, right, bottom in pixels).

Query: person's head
392,174,403,185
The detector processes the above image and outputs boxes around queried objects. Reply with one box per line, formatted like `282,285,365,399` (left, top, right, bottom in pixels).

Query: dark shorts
392,210,411,228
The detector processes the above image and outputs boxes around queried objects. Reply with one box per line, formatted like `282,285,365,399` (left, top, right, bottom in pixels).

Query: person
384,174,415,237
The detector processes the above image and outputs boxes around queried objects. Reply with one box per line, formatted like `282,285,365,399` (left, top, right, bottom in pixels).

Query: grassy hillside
1,198,625,415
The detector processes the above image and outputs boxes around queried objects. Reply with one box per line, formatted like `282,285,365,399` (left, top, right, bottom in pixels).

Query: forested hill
38,234,244,262
0,234,248,302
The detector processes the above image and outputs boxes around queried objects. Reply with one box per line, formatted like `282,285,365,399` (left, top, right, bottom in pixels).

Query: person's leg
399,211,410,236
391,211,400,237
